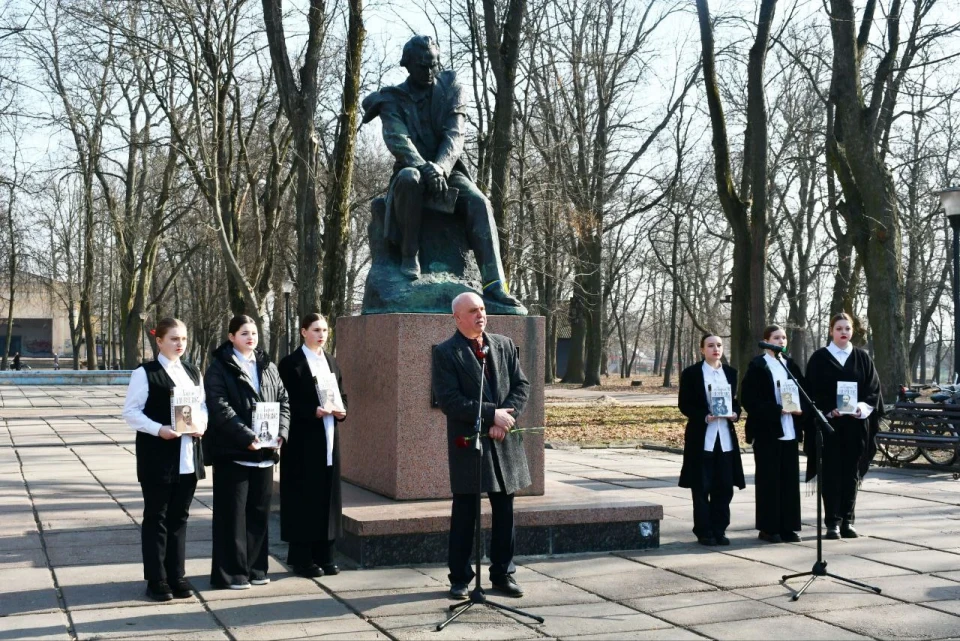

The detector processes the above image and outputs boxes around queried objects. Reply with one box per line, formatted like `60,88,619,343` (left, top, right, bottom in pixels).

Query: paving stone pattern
2,387,960,639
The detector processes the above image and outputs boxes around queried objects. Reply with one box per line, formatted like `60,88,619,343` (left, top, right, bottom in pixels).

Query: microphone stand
771,351,882,600
437,345,544,631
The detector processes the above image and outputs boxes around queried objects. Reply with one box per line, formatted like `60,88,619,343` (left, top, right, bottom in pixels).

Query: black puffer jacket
202,341,290,464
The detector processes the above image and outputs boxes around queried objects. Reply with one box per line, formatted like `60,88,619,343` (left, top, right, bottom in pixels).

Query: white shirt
122,354,207,475
763,353,796,441
702,361,733,453
303,345,337,467
232,349,275,469
827,342,874,418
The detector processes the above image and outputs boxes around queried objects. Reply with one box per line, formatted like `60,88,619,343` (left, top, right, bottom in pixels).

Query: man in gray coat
432,292,531,599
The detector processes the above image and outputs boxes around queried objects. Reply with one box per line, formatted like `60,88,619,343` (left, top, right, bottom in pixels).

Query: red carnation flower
149,329,157,336
455,435,470,449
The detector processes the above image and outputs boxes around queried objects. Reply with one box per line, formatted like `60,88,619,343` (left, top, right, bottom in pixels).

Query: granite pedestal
335,313,545,500
338,479,663,568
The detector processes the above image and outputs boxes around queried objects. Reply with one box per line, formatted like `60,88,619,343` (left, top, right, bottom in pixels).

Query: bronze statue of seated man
360,35,521,309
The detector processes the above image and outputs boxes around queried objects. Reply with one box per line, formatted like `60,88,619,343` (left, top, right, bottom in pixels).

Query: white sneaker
250,577,270,586
229,582,251,590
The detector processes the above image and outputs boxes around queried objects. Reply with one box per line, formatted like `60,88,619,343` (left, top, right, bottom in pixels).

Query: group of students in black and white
123,313,346,601
678,312,882,546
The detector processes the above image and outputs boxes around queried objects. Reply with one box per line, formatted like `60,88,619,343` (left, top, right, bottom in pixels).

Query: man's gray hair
451,292,479,314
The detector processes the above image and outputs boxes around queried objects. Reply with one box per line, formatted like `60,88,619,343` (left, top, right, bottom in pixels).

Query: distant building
0,273,75,357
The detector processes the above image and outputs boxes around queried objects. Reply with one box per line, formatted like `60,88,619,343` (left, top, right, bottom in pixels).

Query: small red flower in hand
455,435,470,449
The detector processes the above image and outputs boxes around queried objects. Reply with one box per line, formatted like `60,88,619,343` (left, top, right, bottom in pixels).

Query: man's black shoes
840,524,859,539
758,531,782,543
491,575,524,597
146,580,173,602
170,578,193,599
697,536,718,546
826,527,841,540
321,564,340,576
292,564,323,578
449,582,469,600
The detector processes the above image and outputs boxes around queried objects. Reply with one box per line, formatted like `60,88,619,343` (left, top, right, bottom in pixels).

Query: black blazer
741,354,808,444
203,342,290,464
277,347,346,542
432,331,531,495
677,361,745,490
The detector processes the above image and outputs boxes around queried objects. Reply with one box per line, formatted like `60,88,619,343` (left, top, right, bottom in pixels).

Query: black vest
135,360,205,483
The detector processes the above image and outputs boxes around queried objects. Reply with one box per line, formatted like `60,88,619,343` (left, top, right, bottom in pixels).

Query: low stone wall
0,370,133,386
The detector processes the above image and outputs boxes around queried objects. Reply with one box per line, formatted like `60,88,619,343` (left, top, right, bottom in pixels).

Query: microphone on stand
758,341,787,356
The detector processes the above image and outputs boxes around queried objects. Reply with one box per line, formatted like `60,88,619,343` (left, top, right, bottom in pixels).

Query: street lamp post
940,187,960,382
282,279,294,356
139,312,148,364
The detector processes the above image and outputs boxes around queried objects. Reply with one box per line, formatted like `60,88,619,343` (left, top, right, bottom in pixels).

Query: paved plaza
2,386,960,640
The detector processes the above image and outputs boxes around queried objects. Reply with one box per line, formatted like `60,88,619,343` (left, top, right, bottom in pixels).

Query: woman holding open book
204,314,290,589
122,317,207,602
277,313,347,578
804,312,881,540
678,333,745,546
741,325,806,544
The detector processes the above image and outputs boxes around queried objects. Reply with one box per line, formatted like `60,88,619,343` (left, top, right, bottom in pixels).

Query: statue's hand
419,162,446,194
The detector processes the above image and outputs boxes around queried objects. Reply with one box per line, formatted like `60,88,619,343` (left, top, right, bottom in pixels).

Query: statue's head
401,35,441,87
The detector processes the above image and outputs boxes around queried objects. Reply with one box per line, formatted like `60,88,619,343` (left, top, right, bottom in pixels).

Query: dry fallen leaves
546,404,687,449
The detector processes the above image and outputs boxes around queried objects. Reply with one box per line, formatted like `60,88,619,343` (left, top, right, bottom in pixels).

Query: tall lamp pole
282,279,294,356
138,311,148,364
940,187,960,383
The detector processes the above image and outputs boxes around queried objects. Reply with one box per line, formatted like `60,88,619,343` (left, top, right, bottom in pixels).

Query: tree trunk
481,0,525,279
320,0,364,327
561,291,586,384
663,287,679,387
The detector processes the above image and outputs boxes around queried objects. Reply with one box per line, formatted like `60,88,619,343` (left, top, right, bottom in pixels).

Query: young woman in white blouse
741,325,806,544
122,317,207,602
278,313,347,577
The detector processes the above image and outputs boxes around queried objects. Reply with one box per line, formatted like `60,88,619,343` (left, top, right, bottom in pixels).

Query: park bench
875,402,960,477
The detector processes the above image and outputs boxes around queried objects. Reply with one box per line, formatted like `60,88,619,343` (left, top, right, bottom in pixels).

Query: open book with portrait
708,383,734,418
836,382,858,415
778,380,801,413
170,385,205,435
253,401,281,448
314,374,345,414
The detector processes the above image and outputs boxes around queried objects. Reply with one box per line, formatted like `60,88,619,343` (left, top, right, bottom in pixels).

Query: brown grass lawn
545,404,687,449
549,373,669,392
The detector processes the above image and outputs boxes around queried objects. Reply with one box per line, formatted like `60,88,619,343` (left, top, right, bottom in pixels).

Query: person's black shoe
780,532,802,543
170,578,193,599
449,582,469,600
715,534,731,546
825,527,841,540
697,536,718,546
490,575,524,597
146,580,173,602
758,531,782,543
292,564,323,578
320,564,340,576
400,255,421,280
840,525,859,539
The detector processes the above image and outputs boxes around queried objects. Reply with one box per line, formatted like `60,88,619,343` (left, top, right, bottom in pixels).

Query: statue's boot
400,255,421,280
482,280,522,307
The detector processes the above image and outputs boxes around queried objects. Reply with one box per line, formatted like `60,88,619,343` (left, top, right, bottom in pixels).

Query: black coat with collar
277,347,346,542
677,361,745,490
802,345,883,482
202,341,290,465
432,331,531,495
741,354,809,445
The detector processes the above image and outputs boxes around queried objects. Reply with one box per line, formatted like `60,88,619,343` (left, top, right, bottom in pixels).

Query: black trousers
691,441,734,539
140,474,198,582
821,424,864,529
287,540,335,567
753,438,801,534
211,462,273,587
448,491,515,584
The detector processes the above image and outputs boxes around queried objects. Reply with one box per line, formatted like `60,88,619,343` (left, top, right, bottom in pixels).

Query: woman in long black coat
678,333,745,546
804,312,882,539
278,313,347,577
741,325,806,544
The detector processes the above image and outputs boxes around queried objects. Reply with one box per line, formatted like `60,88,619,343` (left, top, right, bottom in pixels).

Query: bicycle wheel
919,423,959,467
877,417,922,464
